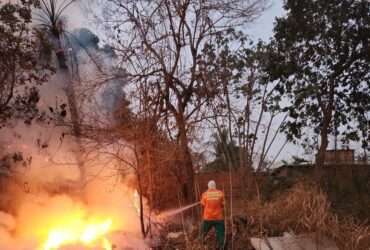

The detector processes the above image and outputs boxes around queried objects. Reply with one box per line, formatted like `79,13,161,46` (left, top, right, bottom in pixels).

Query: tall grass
244,183,370,250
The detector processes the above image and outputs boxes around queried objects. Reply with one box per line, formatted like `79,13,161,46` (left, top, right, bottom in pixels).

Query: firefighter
200,180,225,249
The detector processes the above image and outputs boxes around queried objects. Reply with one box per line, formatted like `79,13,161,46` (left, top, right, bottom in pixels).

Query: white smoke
0,2,146,249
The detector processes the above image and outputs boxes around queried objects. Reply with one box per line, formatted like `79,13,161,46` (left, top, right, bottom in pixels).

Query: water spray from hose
157,202,200,220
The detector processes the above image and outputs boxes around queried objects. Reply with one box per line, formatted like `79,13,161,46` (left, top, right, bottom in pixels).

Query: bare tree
79,87,181,238
101,0,268,203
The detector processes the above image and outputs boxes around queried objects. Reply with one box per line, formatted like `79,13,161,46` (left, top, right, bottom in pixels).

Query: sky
63,0,315,165
246,0,285,41
72,0,286,41
68,0,305,165
243,0,308,164
59,0,370,165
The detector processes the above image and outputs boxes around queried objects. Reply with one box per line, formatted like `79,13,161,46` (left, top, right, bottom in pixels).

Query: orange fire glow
7,179,145,249
39,212,113,250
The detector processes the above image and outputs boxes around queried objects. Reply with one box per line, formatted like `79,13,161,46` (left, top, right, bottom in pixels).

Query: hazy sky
73,0,286,41
60,0,368,166
246,0,285,41
244,0,316,164
69,0,308,165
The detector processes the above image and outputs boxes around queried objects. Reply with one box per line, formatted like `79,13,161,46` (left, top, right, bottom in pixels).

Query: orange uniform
201,189,225,220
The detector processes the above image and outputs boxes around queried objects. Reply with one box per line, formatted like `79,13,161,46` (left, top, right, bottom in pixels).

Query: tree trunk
54,34,86,186
316,110,332,181
135,166,149,238
223,83,236,169
177,115,195,204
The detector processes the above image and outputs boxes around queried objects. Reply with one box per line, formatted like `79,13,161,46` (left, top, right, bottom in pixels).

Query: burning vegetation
22,198,113,250
0,167,149,249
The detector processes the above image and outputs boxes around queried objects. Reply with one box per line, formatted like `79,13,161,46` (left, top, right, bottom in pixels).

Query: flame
133,190,141,215
41,214,113,250
11,183,146,249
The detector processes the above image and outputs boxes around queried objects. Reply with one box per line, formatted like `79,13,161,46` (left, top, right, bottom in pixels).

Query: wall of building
324,150,355,163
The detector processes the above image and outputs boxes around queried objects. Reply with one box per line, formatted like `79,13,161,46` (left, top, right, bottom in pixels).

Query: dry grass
243,182,370,250
162,182,369,249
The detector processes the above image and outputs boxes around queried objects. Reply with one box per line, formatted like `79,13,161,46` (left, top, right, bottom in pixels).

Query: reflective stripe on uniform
206,191,222,200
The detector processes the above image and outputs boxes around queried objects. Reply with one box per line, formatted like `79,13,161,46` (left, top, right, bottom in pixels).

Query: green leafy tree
265,0,370,167
0,1,51,126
